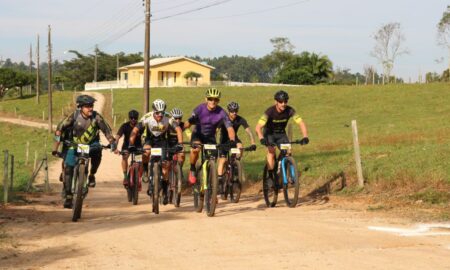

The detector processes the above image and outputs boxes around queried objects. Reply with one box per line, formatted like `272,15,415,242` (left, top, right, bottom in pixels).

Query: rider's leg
63,149,77,208
122,153,129,185
142,143,151,177
237,142,244,159
188,140,201,184
88,147,102,187
161,160,170,204
217,156,227,194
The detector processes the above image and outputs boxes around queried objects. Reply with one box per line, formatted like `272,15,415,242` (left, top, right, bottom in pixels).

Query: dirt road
1,93,450,269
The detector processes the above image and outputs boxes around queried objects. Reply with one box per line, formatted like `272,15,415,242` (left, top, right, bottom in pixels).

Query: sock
123,172,128,180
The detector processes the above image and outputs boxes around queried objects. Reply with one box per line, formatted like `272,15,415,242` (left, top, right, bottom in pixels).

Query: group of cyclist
52,88,309,209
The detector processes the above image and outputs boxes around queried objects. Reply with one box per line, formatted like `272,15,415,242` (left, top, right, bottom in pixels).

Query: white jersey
140,111,177,137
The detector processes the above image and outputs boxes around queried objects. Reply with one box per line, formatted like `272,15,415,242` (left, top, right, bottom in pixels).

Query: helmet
227,101,239,112
76,95,96,107
128,109,139,119
170,108,183,118
152,99,166,112
205,87,221,99
274,90,289,102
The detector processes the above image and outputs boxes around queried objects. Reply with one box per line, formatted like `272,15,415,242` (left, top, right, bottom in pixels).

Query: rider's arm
96,114,115,143
221,110,236,141
291,111,308,138
170,118,184,144
255,113,268,140
53,112,75,152
129,126,140,145
244,127,256,145
114,123,125,142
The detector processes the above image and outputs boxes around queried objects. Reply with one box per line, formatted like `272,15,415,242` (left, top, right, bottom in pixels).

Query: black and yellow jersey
258,105,302,134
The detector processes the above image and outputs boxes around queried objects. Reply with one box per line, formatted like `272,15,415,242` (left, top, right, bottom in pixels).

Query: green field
0,123,55,197
1,84,449,207
103,84,450,200
0,91,76,122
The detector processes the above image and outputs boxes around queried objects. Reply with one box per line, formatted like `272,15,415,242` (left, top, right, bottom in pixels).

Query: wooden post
34,150,38,171
351,120,364,187
10,155,14,192
25,141,30,165
47,25,53,133
3,150,9,204
44,156,49,192
42,111,45,120
113,115,116,127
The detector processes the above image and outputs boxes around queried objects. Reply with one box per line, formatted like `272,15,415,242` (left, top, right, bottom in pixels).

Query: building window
124,73,128,80
174,72,177,83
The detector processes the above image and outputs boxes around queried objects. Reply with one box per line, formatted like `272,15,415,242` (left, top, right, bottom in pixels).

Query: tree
275,52,333,85
263,37,296,81
371,22,408,84
183,71,202,86
437,5,450,72
0,68,35,99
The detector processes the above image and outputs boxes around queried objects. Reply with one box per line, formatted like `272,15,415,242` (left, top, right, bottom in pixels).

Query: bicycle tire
230,160,242,203
132,165,139,205
263,164,278,208
193,165,203,213
205,160,218,217
152,163,160,214
282,157,300,208
72,164,85,222
221,161,230,201
173,162,182,207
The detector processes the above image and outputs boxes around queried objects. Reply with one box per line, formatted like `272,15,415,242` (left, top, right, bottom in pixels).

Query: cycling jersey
257,105,302,135
140,111,178,139
220,115,249,143
117,121,143,150
167,121,185,146
188,103,232,138
56,109,114,144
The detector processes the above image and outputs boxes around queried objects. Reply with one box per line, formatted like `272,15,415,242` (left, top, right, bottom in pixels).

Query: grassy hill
103,83,450,208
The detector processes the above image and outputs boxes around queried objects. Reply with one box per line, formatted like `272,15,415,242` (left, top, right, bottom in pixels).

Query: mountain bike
148,145,183,214
120,148,144,205
58,141,109,222
191,143,230,217
263,140,304,208
220,145,256,203
166,147,184,207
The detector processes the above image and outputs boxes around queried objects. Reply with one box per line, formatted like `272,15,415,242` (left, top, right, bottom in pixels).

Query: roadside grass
101,83,450,205
0,123,54,199
0,91,76,123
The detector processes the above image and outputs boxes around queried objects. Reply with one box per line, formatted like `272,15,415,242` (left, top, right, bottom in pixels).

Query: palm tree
183,71,202,86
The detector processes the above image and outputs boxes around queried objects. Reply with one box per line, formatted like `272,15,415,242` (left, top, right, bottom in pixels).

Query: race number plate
230,148,240,154
151,148,162,156
280,143,291,150
135,155,142,162
77,144,90,154
204,144,217,150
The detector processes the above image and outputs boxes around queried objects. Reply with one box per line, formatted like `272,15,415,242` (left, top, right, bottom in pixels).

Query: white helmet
152,99,166,112
170,108,183,118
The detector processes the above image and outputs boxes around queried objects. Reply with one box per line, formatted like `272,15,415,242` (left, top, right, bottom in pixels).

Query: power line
152,0,233,21
152,0,205,13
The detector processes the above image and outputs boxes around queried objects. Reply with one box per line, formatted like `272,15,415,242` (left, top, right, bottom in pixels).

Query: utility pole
29,43,33,73
94,45,98,83
47,25,53,133
116,53,119,83
143,0,151,113
36,34,40,104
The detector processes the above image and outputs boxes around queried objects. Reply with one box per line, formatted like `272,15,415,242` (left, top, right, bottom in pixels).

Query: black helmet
128,109,139,119
227,101,239,112
76,95,96,108
274,90,289,102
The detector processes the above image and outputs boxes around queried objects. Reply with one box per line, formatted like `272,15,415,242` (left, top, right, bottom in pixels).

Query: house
119,56,214,87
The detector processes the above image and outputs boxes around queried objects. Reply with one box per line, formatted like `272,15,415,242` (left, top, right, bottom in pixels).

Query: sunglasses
83,104,94,108
174,117,182,120
154,111,164,116
277,100,288,104
130,117,138,120
207,98,220,102
229,111,238,114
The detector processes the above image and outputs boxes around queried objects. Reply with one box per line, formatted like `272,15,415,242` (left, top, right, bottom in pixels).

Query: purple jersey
188,103,232,137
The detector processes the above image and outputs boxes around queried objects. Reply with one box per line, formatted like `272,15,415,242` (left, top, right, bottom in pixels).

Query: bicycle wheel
152,163,160,214
282,157,300,208
205,160,218,217
72,164,85,222
132,165,139,205
193,165,204,213
173,162,182,207
230,160,242,203
221,162,230,201
263,164,278,208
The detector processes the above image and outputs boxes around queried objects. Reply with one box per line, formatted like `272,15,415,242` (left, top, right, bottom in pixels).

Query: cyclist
255,90,309,187
129,99,183,205
114,109,143,186
218,101,256,193
167,108,191,168
183,87,236,185
52,94,117,209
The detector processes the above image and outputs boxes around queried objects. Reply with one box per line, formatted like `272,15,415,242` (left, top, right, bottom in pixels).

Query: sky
0,0,448,81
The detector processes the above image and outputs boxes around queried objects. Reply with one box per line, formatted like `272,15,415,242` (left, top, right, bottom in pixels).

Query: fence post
351,120,364,187
10,155,14,192
3,150,9,204
26,141,30,165
42,110,45,120
34,150,38,171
